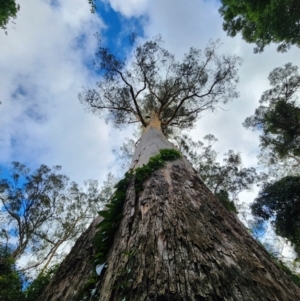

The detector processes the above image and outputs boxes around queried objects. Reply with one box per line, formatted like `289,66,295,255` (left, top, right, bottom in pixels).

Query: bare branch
80,37,240,134
115,69,147,127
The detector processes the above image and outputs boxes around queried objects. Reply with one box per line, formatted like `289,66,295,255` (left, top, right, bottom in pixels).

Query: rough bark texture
40,127,300,300
96,158,300,301
38,216,101,301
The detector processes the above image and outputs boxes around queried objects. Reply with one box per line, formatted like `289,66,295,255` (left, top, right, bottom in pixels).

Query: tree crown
79,36,241,135
244,63,300,164
251,176,300,255
219,0,300,52
0,162,113,272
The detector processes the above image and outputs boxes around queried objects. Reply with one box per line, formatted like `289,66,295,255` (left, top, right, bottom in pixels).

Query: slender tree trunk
40,125,300,300
40,240,63,275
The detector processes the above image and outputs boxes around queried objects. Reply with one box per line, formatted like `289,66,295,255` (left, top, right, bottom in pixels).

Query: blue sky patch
50,0,61,9
95,1,146,59
11,84,27,99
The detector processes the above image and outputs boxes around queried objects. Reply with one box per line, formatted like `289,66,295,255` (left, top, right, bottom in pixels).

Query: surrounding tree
40,37,300,300
251,176,300,256
243,63,300,265
0,0,20,33
23,265,59,301
0,244,23,301
244,63,300,167
0,162,112,272
219,0,300,52
175,134,259,205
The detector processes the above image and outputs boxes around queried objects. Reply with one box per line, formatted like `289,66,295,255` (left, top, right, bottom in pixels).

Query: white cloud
0,0,128,184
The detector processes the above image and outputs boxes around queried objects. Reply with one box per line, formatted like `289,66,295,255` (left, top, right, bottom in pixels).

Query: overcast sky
0,0,299,208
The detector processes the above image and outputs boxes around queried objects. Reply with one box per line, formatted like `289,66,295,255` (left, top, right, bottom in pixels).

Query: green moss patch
94,148,181,265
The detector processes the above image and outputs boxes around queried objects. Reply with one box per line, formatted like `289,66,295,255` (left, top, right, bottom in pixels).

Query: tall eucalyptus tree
40,37,300,301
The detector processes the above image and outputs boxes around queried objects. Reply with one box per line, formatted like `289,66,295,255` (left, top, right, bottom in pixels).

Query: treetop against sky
80,36,241,135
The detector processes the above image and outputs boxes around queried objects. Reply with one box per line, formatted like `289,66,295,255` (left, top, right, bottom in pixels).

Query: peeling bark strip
40,127,300,300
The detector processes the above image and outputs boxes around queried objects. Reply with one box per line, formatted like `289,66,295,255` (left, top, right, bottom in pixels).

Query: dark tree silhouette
79,36,241,135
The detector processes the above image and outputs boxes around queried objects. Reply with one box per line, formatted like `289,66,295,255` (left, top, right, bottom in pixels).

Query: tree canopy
219,0,300,52
244,63,300,167
0,0,20,33
251,176,300,256
79,36,241,135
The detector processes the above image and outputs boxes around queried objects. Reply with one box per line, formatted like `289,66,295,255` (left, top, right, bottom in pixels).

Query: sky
0,0,299,263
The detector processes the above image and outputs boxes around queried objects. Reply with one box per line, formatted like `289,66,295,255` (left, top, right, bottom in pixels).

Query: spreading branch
79,37,241,135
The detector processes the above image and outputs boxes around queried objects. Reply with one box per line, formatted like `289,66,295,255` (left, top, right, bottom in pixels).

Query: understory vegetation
0,245,59,301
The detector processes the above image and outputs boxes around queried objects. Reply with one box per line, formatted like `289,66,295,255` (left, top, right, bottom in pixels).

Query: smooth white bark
130,126,176,169
130,126,196,178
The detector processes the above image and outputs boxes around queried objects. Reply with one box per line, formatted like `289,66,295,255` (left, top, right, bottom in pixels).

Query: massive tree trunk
40,125,300,301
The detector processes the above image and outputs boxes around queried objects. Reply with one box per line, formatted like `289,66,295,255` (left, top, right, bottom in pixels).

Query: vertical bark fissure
126,178,137,248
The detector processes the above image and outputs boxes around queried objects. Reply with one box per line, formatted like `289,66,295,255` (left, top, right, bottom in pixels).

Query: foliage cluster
251,176,300,255
94,149,181,265
0,245,23,301
219,0,300,52
0,162,111,273
0,0,19,33
134,148,182,192
0,244,58,301
80,36,241,136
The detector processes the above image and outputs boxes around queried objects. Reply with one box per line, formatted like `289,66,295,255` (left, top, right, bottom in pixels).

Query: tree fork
40,127,300,300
